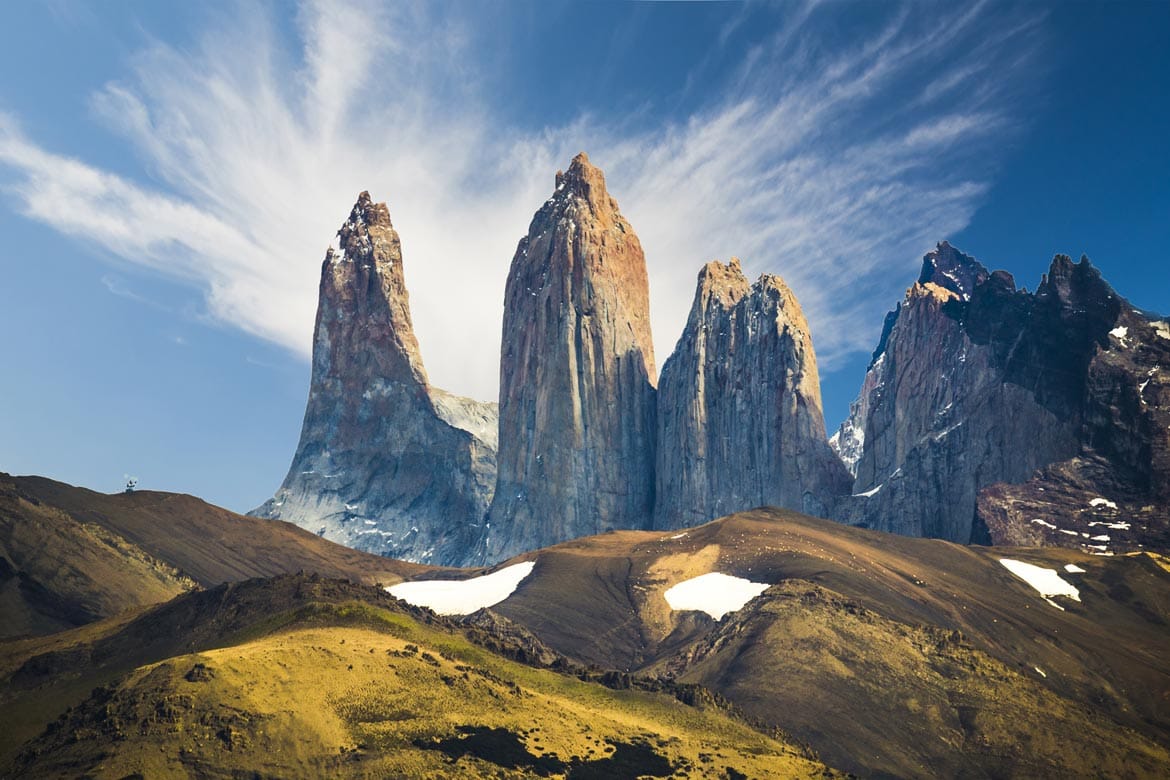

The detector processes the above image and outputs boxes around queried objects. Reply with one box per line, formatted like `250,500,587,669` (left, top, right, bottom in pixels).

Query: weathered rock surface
654,259,851,528
481,153,657,563
252,193,496,565
833,241,1170,552
976,305,1170,553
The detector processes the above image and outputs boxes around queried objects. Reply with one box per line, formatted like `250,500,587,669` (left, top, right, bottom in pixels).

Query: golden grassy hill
2,576,837,779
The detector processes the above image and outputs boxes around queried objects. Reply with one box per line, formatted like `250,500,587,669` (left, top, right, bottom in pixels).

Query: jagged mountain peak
1038,252,1112,300
753,272,805,312
330,191,397,268
656,254,848,528
694,257,751,310
917,240,989,301
547,151,620,219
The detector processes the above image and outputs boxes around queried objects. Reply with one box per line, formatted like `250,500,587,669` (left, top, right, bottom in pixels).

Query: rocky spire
481,153,657,562
655,259,851,528
252,192,496,565
916,240,990,301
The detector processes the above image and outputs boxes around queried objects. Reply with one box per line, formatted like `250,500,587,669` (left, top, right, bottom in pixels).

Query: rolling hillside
2,576,835,779
0,473,428,639
479,509,1170,778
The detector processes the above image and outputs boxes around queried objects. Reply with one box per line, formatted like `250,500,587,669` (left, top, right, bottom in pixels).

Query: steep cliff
655,258,850,528
252,193,496,565
834,242,1170,552
481,153,657,562
975,300,1170,553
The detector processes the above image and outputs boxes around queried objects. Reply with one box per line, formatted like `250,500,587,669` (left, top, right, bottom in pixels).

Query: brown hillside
0,473,427,640
480,508,1170,778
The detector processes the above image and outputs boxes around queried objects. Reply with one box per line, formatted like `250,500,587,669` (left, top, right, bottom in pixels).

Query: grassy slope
654,580,1168,779
6,477,1169,778
491,508,1170,778
4,582,836,779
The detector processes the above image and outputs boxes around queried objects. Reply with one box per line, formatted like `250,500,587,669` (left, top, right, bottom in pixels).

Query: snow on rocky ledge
664,572,770,620
387,561,535,615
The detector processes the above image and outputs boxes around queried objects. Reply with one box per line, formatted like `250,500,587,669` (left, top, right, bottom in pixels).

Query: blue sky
0,0,1167,512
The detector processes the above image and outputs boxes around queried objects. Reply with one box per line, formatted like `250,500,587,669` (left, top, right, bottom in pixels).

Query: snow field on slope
998,558,1081,608
664,572,770,620
387,561,535,615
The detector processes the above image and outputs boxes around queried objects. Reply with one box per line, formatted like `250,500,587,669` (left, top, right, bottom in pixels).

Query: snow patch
664,572,769,620
1153,320,1170,340
998,559,1080,604
1030,518,1057,530
854,484,883,498
1089,520,1130,530
1109,325,1129,344
1089,497,1118,510
1064,564,1086,574
387,561,535,615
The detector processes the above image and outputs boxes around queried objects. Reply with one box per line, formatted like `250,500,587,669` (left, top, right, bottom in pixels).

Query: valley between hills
2,153,1169,778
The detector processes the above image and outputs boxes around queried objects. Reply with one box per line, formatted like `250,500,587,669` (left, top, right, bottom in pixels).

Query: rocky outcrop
833,241,1170,552
654,259,851,528
252,193,496,565
481,153,657,562
975,304,1170,553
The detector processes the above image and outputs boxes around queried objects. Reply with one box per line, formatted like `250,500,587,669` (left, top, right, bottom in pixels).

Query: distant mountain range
252,154,1170,566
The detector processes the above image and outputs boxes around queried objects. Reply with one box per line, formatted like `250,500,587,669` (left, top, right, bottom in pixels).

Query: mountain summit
252,193,496,565
833,243,1170,552
655,258,850,527
481,153,658,561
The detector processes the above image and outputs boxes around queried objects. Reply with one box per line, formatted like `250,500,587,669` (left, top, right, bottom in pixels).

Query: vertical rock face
482,153,657,562
252,193,496,565
654,259,851,528
833,241,1170,552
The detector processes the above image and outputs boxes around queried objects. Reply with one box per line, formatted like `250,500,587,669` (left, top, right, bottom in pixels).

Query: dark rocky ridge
655,258,850,528
252,193,496,565
480,153,658,562
833,241,1170,552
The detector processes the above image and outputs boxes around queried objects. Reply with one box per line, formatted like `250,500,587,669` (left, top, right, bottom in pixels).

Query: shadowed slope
0,473,429,644
7,474,424,589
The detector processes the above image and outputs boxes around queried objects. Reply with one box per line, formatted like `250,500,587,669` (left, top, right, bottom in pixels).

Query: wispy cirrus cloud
0,0,1044,401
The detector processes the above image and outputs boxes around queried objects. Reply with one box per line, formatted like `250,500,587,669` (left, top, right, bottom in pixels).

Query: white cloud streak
0,0,1042,402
